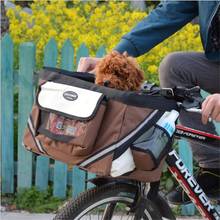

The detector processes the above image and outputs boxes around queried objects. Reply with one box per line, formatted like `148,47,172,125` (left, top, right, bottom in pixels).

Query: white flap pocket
37,81,104,119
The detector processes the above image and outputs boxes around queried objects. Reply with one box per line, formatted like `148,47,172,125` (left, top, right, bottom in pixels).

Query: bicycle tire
53,183,163,220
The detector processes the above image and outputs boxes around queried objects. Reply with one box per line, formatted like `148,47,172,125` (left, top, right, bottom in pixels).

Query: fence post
61,39,74,71
17,42,35,189
35,39,57,191
52,39,74,198
1,34,14,193
179,141,195,215
76,43,89,67
96,46,106,58
72,43,89,198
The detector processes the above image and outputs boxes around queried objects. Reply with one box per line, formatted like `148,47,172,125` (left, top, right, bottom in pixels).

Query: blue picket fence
2,34,219,215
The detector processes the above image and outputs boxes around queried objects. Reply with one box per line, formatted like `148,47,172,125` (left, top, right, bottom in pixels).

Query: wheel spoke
102,203,116,220
80,201,135,220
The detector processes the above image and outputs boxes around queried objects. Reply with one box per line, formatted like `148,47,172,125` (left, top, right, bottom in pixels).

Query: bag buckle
160,88,174,98
141,82,156,92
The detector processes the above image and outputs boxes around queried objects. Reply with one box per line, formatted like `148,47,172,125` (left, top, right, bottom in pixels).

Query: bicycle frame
165,124,220,220
175,124,220,142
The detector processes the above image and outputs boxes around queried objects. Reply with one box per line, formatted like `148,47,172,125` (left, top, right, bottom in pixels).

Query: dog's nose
104,80,110,87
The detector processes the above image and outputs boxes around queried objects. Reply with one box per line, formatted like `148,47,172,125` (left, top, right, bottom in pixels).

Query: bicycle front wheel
53,182,162,220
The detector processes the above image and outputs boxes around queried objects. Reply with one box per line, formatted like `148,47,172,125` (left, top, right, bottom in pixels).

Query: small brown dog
95,51,144,91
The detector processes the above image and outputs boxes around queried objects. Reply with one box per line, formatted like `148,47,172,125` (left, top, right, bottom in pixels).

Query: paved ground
1,212,55,220
0,212,204,220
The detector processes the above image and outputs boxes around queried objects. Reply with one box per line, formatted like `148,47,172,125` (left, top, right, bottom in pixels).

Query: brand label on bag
46,114,87,136
63,91,78,101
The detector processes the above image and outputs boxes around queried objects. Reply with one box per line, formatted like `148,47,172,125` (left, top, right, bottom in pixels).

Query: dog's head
95,51,144,91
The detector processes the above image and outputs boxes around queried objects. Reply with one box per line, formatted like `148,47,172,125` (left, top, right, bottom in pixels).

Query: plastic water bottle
156,110,179,137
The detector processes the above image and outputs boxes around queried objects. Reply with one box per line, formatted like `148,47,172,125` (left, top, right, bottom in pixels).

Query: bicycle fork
166,149,220,220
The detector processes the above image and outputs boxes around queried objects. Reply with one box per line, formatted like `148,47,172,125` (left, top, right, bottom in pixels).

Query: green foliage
1,194,15,207
14,187,64,213
160,141,179,193
7,0,202,77
160,164,177,193
172,205,182,216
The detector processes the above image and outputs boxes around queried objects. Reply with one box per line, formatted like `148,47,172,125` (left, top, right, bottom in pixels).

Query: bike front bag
23,67,178,182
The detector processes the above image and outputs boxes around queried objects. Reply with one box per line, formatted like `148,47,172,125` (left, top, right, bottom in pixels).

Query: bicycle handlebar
141,82,203,110
141,82,215,121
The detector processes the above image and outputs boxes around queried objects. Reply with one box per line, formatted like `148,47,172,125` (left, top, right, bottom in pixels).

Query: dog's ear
111,51,119,57
123,51,128,57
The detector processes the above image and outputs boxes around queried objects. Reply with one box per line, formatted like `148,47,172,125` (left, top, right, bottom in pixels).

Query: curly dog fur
95,51,144,91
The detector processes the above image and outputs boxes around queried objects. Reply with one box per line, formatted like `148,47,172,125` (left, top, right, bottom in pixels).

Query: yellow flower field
7,0,203,83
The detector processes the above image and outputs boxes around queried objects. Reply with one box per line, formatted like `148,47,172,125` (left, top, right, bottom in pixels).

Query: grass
2,186,65,213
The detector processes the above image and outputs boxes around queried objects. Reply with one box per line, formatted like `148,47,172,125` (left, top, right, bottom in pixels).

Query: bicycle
54,85,220,220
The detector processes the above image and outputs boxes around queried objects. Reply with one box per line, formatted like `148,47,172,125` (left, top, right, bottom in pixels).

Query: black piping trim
115,106,128,158
28,116,49,155
29,113,39,134
43,66,95,82
23,143,41,157
27,123,48,155
29,115,38,136
120,169,137,177
112,145,130,161
38,127,74,142
154,124,171,138
78,149,114,168
38,140,48,155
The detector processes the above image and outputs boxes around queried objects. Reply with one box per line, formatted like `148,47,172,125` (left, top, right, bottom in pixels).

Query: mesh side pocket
131,125,172,171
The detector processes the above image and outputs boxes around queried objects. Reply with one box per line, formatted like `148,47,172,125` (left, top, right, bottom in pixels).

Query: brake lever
185,107,212,122
177,102,212,122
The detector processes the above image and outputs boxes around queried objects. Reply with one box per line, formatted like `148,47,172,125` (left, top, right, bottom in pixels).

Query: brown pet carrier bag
23,67,178,182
